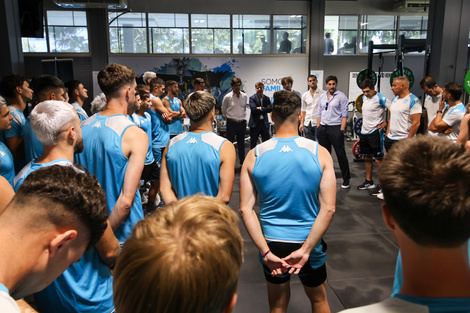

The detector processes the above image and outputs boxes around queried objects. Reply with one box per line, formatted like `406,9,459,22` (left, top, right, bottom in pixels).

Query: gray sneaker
357,180,375,190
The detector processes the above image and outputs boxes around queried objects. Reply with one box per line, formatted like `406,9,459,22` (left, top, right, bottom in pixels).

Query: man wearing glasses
317,75,350,188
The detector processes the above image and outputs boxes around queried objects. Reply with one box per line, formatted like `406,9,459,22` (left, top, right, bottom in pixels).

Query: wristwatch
436,110,442,114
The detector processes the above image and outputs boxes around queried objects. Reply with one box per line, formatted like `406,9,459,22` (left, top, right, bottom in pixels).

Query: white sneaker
376,192,384,200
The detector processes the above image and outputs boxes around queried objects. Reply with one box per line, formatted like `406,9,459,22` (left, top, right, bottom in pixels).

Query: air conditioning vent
394,0,429,13
53,0,128,9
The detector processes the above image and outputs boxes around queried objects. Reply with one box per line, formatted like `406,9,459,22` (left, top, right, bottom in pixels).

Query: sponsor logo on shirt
279,145,293,152
0,151,4,157
92,122,102,128
187,137,198,144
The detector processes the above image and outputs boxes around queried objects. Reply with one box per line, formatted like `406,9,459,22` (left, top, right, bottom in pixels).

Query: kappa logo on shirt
187,137,198,144
279,145,293,152
92,122,102,128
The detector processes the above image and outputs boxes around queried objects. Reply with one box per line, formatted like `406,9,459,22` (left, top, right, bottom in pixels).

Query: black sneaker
370,184,382,196
357,180,375,190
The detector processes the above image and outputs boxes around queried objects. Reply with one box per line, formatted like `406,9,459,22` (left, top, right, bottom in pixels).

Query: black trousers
317,125,350,184
226,119,246,164
250,122,270,149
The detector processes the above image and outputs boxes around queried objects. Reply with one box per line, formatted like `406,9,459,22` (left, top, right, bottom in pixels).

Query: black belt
227,118,246,124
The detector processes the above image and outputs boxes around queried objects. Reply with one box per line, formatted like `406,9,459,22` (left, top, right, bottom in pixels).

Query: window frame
22,10,91,56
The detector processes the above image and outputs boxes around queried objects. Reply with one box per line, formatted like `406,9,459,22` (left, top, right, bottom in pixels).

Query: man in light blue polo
317,75,350,188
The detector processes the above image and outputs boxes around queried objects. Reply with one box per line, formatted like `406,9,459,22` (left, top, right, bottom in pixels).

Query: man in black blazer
248,82,272,148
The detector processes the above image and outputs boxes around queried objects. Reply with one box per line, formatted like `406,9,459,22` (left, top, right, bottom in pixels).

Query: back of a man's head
31,75,65,102
419,76,437,89
143,71,156,85
272,90,301,123
30,100,78,146
10,165,108,249
379,136,470,247
0,74,28,99
98,63,136,98
113,195,243,313
183,91,215,122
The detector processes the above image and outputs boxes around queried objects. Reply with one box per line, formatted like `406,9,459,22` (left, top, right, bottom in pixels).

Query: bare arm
152,97,173,123
283,146,336,274
108,127,148,231
299,112,306,133
6,136,24,159
95,221,120,268
456,114,470,144
0,176,14,215
407,113,421,138
216,140,236,204
159,144,178,204
317,117,321,128
16,299,37,313
239,149,287,276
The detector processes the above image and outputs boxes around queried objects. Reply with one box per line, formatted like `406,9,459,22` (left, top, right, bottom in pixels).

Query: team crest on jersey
279,145,293,152
92,122,102,128
187,137,197,144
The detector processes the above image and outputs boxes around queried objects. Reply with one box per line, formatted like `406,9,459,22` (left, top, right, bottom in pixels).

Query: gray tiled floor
230,140,399,313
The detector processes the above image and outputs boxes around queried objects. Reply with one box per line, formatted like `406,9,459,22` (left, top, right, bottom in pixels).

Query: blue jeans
304,122,317,141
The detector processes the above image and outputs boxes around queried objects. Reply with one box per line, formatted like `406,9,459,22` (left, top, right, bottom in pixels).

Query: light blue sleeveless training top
166,131,225,198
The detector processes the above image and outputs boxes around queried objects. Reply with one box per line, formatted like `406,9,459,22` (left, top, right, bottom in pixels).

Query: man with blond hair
113,195,243,313
13,101,83,190
161,91,236,204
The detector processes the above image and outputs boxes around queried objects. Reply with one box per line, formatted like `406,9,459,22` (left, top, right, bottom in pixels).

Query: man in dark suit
249,82,272,148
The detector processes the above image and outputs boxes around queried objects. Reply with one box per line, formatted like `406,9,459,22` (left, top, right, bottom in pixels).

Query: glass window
47,11,88,53
233,15,271,54
324,15,358,55
149,14,189,54
191,14,230,54
273,15,307,54
360,15,397,53
109,12,148,53
399,15,428,39
22,27,48,53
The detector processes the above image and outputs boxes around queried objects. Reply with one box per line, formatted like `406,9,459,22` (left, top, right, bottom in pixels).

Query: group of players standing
0,62,468,313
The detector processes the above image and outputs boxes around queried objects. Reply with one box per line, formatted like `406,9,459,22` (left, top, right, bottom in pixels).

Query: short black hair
443,82,463,101
272,90,301,120
0,74,28,99
325,75,337,84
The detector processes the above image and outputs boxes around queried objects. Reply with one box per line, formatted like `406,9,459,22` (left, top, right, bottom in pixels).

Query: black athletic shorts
384,136,399,153
141,160,160,183
261,240,327,287
359,130,384,159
